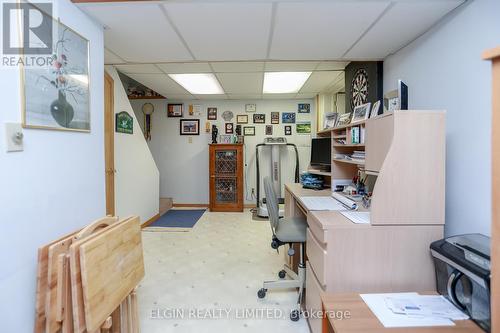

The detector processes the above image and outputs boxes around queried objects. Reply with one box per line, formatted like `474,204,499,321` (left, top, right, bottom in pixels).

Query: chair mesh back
263,177,280,233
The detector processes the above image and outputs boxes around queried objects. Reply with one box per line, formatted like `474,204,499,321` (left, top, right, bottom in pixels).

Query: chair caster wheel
278,270,286,279
257,288,267,299
290,309,300,321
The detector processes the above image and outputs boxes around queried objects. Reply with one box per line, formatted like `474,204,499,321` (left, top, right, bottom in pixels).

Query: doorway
104,71,115,215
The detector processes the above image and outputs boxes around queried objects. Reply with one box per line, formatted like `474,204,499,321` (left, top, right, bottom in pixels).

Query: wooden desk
284,183,444,333
320,293,482,333
284,183,331,270
284,183,331,218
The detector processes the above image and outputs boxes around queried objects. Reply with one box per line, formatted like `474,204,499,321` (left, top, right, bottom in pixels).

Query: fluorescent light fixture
263,72,312,94
168,73,224,94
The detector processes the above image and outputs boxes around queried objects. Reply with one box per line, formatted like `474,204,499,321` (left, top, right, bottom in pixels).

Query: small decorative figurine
212,125,218,144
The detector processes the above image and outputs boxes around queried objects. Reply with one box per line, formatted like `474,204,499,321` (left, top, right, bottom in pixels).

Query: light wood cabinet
209,144,244,212
365,114,393,174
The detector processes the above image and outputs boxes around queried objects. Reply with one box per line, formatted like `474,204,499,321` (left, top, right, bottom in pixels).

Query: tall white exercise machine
256,137,299,217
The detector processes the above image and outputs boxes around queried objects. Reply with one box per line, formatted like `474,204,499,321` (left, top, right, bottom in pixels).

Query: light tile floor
138,210,310,333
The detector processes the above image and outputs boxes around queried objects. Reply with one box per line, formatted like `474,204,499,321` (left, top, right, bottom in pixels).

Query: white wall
0,0,104,331
130,99,315,204
384,0,500,236
106,66,159,223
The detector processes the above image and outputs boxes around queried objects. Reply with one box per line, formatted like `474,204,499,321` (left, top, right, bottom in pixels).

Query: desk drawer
307,212,327,244
306,229,327,287
306,262,324,333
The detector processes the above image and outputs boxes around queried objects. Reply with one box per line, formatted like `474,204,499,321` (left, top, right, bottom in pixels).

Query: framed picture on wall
296,122,311,134
236,114,248,124
298,103,310,113
245,104,256,112
180,119,200,135
271,112,279,124
243,126,255,136
265,125,273,135
225,123,234,134
284,125,292,136
168,104,183,117
22,16,90,132
207,107,217,120
282,112,296,124
253,114,265,124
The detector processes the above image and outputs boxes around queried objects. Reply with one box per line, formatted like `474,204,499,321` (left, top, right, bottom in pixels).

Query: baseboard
173,203,209,208
141,213,160,228
244,204,256,208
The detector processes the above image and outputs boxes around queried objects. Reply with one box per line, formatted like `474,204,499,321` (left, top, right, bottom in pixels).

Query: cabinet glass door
214,149,237,204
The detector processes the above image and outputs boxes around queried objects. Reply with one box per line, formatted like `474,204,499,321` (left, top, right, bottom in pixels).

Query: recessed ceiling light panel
168,73,224,94
263,72,312,94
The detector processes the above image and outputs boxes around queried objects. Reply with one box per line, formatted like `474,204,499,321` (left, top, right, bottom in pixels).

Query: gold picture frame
19,4,91,132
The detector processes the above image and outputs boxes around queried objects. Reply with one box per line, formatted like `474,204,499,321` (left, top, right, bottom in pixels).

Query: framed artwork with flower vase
21,17,90,132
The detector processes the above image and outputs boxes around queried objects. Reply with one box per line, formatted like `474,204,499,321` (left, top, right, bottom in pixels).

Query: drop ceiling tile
126,73,189,96
300,71,343,93
193,94,228,100
104,48,124,64
80,3,192,62
156,63,212,74
114,64,161,74
216,73,263,94
316,61,350,71
264,61,319,71
262,93,297,100
270,2,389,60
344,1,464,59
210,62,265,73
227,94,263,100
164,3,272,60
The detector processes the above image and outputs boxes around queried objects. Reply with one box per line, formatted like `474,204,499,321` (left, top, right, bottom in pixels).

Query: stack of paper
341,211,370,224
361,293,469,328
299,196,346,211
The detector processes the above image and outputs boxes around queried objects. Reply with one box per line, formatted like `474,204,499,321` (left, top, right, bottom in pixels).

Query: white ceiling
79,0,464,99
115,61,345,100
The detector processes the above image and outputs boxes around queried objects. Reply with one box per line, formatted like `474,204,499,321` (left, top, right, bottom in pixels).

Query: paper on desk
341,211,370,224
360,293,455,328
385,295,469,320
299,196,346,211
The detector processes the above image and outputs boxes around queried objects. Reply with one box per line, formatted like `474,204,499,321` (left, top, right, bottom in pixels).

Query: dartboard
350,69,369,110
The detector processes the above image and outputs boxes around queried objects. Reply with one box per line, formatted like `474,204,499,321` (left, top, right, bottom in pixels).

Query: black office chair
257,177,307,321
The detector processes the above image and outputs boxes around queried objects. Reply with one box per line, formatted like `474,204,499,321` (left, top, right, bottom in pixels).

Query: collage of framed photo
253,114,265,124
180,119,199,135
207,107,217,120
271,112,279,124
282,112,296,124
243,126,255,136
168,103,183,117
225,123,234,134
236,114,248,124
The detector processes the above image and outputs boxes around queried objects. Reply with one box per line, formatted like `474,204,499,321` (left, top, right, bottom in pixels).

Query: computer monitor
310,138,331,168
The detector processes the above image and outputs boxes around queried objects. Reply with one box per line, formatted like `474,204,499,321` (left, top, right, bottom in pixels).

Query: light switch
188,137,193,144
4,123,24,152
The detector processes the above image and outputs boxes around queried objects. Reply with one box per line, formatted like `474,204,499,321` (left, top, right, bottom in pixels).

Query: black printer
430,234,491,332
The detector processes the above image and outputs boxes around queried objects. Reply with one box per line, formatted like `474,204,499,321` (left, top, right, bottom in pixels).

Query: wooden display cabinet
209,144,244,212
